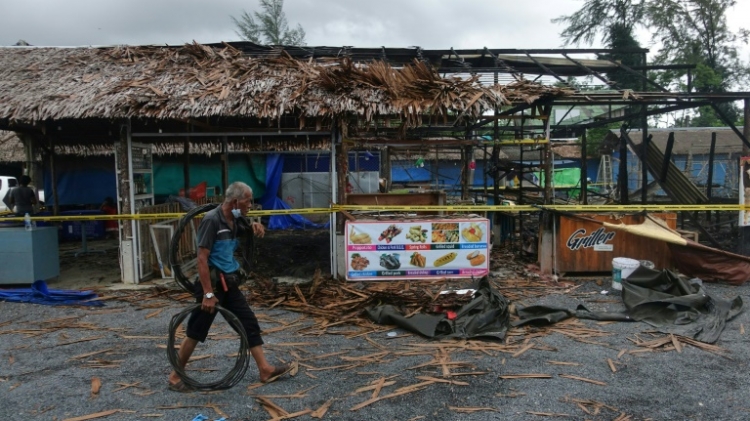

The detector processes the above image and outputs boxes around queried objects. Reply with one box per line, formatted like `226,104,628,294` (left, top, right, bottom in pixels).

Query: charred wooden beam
48,139,59,216
524,52,567,84
641,121,650,205
618,126,629,205
117,121,132,237
581,130,588,205
661,132,675,183
710,103,750,150
183,137,190,195
602,57,672,94
221,136,229,193
562,52,617,89
707,132,716,221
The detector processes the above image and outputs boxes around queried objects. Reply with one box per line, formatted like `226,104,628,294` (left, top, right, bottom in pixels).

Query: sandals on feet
261,361,297,384
167,380,194,393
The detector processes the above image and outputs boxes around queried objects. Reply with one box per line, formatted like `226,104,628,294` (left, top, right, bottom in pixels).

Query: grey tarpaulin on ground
513,265,744,344
364,276,510,340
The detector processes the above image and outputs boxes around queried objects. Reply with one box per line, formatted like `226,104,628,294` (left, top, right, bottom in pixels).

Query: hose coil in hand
170,203,218,292
167,304,249,390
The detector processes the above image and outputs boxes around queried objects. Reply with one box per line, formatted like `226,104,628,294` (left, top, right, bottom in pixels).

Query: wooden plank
499,374,552,379
670,334,683,353
62,409,121,421
512,343,534,358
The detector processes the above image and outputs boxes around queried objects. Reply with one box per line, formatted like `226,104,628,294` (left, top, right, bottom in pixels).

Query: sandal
261,361,297,384
167,380,194,393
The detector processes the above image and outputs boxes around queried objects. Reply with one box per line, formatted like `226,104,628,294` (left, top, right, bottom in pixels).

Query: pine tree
232,0,306,46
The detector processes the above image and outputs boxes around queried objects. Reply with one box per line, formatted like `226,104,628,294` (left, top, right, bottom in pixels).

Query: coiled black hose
170,203,218,292
167,304,250,390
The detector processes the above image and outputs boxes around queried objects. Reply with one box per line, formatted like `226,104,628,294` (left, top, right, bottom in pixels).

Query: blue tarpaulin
260,154,329,230
0,280,104,306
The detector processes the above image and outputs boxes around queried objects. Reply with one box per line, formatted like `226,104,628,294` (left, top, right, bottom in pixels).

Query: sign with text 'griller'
345,219,490,281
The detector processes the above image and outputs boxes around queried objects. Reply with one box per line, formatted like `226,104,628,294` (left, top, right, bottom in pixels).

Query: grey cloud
0,0,747,60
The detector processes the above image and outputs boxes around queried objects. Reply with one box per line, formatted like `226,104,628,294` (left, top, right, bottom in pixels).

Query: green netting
535,167,581,199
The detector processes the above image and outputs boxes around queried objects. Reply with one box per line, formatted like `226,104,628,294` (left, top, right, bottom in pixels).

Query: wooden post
381,146,391,192
519,143,524,205
117,123,132,238
741,99,750,255
461,145,472,200
619,128,629,205
117,119,137,284
661,132,674,182
221,135,229,193
335,125,347,234
581,130,588,205
543,105,552,205
491,144,500,206
183,138,190,195
434,146,439,189
49,140,59,216
483,144,488,199
641,131,649,204
706,132,716,222
493,70,500,207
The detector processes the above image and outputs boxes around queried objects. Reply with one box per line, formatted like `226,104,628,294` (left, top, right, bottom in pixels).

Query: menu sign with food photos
345,218,490,281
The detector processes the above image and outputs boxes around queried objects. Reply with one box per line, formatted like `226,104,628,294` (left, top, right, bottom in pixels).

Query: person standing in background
6,175,37,216
100,197,118,238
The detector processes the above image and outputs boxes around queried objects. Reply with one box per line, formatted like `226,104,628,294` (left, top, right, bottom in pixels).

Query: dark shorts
185,274,264,348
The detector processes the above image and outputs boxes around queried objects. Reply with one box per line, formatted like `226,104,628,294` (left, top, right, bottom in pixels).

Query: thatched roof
550,143,583,159
0,43,572,126
0,130,25,162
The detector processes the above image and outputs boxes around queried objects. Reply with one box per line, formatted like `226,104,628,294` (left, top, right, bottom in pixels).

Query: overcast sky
1,0,748,61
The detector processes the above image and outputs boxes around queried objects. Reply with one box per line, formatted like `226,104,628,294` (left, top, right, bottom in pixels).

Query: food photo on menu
378,224,402,243
461,222,484,242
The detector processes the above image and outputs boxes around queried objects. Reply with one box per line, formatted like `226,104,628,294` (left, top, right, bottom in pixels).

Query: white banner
345,218,490,281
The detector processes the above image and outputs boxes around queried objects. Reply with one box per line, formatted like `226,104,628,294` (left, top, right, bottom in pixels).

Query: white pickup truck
0,175,18,212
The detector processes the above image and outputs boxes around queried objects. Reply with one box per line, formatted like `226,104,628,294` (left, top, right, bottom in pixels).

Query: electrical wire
167,304,250,390
170,203,218,292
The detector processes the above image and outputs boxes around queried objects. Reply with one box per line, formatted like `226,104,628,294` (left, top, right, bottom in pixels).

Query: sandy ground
2,232,749,420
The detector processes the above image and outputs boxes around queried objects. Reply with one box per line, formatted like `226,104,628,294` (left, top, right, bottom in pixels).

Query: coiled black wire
167,304,250,390
170,203,218,292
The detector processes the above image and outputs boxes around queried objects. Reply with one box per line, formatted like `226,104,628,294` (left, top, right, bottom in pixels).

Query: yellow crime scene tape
335,204,750,212
2,204,749,223
0,208,332,223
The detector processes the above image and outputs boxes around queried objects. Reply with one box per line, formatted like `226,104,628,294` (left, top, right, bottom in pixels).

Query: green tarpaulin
153,155,266,198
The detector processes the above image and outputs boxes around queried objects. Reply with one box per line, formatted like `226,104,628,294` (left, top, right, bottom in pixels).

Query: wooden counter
549,213,676,273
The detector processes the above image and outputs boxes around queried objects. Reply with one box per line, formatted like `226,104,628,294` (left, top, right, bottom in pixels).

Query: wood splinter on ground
559,374,607,386
90,377,101,397
310,398,334,418
499,373,552,379
526,410,571,417
62,409,132,421
448,406,500,413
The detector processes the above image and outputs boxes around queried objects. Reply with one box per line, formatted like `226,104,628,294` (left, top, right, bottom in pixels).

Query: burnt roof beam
482,47,523,80
523,51,569,85
564,101,712,129
468,102,545,130
561,52,620,90
710,102,750,149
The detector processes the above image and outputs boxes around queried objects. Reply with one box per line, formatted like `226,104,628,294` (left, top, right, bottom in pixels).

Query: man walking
168,181,294,391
